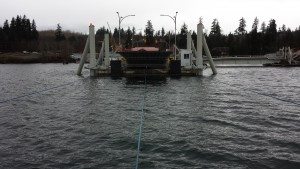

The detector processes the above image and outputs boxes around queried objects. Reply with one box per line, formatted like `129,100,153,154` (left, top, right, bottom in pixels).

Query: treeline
206,18,300,56
0,15,87,56
39,24,87,54
95,18,300,56
1,15,300,57
0,15,39,51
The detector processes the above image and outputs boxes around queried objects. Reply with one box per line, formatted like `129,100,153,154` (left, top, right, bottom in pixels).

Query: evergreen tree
210,19,221,36
285,28,294,47
31,19,39,40
3,20,9,41
265,19,277,52
281,24,286,32
155,30,161,37
252,17,259,33
96,26,108,40
208,19,224,51
120,28,126,44
0,27,3,42
3,20,10,33
267,19,277,35
250,17,260,55
236,17,247,35
132,27,136,36
15,15,22,40
227,33,236,54
161,27,165,37
55,24,65,41
144,20,155,46
124,27,133,48
25,19,31,40
113,27,119,43
260,22,266,33
191,31,197,47
178,23,188,48
10,17,16,41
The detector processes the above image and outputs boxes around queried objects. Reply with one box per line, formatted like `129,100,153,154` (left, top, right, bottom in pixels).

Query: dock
76,22,217,78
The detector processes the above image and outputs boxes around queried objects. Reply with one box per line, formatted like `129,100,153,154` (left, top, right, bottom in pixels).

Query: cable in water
135,67,147,169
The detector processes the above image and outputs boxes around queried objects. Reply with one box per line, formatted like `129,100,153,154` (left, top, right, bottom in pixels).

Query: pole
203,36,217,75
160,12,178,59
104,33,110,67
89,24,96,68
116,12,135,46
89,24,97,77
117,12,121,45
187,31,191,50
76,36,90,76
174,12,177,60
196,23,203,70
118,20,121,46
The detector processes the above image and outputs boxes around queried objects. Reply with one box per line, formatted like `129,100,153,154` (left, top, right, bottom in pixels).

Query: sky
1,0,300,34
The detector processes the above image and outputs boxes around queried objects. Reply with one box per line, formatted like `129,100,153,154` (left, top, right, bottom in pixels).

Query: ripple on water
0,65,299,168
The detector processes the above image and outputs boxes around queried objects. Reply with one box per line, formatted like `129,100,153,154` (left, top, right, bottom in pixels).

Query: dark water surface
0,64,299,169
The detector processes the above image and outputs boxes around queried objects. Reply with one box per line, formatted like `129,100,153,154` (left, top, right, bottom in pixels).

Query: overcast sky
1,0,300,34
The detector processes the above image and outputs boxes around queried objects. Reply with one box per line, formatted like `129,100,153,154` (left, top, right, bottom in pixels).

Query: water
0,64,299,169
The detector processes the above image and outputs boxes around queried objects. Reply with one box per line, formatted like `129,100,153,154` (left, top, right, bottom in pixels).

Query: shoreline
0,52,76,64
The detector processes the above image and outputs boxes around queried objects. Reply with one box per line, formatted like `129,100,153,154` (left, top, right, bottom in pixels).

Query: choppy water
0,64,299,169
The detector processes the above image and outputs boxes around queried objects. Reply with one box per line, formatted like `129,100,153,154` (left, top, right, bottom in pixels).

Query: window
184,54,189,59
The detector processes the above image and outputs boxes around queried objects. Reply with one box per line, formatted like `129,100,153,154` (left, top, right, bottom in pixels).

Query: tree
15,15,22,40
55,24,65,41
161,27,165,37
235,17,247,35
9,17,16,41
210,19,221,36
124,27,133,48
191,31,197,47
267,19,277,35
144,20,155,46
208,19,224,51
132,27,136,36
3,20,9,41
260,22,266,33
3,20,9,33
250,17,260,55
226,33,236,54
265,19,277,52
113,27,119,43
96,26,108,40
155,30,160,37
31,19,38,40
252,17,259,33
281,24,286,32
0,27,3,42
178,23,188,48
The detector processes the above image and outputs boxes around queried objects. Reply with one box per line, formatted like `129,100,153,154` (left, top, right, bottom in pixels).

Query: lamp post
116,12,135,46
160,12,178,59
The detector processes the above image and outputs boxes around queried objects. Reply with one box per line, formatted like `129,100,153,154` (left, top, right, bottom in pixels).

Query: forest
1,15,300,57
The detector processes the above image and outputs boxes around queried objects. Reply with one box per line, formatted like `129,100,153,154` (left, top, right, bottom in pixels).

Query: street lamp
116,12,135,46
160,12,178,59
